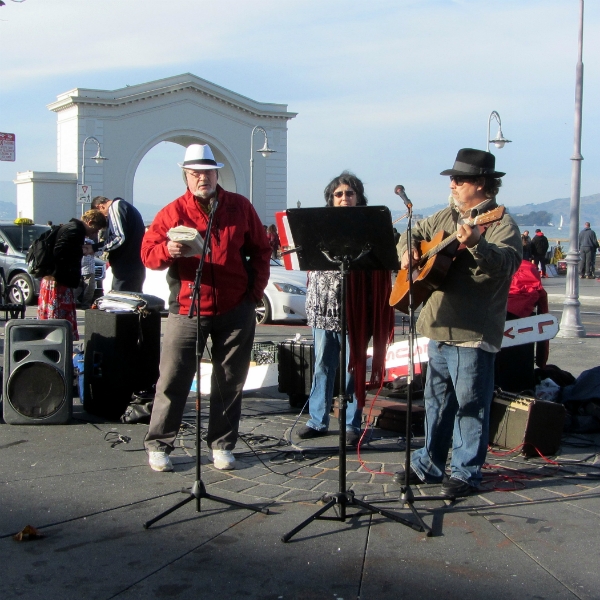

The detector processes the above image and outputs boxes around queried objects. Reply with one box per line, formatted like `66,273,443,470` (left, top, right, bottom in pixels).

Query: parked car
0,220,106,305
258,258,307,324
108,257,307,325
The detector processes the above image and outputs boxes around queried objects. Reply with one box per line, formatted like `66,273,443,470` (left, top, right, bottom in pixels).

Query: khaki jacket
398,198,522,349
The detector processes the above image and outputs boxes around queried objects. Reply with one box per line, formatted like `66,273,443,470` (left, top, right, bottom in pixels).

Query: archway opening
133,141,185,224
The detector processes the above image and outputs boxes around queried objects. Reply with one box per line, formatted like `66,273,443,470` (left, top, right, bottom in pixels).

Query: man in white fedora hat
142,143,271,472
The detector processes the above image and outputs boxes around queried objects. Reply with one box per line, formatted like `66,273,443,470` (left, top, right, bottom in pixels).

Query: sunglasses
333,190,356,198
450,176,478,186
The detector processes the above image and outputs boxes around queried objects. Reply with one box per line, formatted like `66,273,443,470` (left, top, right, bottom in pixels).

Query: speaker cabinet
83,311,161,420
3,319,73,425
489,391,566,457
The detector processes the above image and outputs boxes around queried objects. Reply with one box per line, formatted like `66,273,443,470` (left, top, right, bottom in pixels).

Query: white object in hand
167,226,207,256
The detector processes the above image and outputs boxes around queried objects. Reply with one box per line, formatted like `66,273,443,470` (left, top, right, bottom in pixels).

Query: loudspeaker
489,391,566,457
2,319,73,425
83,311,161,420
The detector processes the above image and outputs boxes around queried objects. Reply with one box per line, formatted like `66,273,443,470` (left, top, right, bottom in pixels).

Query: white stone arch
126,129,244,202
40,73,296,224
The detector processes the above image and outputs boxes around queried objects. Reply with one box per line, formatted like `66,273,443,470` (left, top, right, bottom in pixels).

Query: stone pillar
14,171,78,225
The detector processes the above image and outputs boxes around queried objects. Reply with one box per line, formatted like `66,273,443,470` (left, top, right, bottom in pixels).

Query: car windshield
1,225,49,253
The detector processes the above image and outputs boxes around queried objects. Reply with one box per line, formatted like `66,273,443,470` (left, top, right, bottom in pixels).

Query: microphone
394,185,413,209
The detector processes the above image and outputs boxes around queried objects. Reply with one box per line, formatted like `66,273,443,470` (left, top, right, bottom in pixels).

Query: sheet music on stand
275,206,399,272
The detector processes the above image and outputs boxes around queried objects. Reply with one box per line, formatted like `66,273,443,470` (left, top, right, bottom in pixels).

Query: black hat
440,148,505,178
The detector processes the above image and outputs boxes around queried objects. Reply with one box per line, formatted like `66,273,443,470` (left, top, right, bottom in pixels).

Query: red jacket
507,259,549,367
142,186,271,316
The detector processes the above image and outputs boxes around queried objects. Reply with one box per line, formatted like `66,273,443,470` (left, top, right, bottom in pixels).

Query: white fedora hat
178,144,224,170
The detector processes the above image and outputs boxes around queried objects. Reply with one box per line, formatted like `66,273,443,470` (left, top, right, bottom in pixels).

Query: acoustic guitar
389,206,505,314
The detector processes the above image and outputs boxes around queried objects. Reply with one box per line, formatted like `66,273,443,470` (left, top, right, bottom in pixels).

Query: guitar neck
420,230,461,264
413,205,504,267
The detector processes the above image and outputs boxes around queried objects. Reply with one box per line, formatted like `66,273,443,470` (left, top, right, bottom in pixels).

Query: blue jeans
306,328,362,433
411,341,496,487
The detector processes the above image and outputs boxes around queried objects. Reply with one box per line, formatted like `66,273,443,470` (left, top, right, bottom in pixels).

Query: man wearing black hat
396,148,521,498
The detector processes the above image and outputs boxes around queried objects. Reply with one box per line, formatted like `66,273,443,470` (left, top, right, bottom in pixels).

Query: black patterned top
305,270,342,331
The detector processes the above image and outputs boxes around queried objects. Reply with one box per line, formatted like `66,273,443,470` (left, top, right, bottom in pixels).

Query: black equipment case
277,339,340,409
278,339,315,408
83,310,161,420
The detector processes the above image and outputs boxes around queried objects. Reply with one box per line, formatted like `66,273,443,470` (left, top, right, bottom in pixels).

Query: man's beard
192,185,216,202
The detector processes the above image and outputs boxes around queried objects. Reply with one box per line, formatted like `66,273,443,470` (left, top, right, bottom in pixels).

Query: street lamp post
249,126,276,207
558,0,586,338
486,111,511,152
81,136,107,216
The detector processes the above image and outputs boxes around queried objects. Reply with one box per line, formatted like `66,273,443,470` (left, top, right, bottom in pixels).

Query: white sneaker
211,449,236,470
148,451,173,472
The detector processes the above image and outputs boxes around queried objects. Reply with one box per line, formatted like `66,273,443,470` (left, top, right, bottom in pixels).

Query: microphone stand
144,196,268,529
369,187,446,536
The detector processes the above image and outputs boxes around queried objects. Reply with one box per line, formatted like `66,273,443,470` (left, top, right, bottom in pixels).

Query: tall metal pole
558,0,585,338
249,126,275,206
81,138,88,217
486,111,497,152
81,136,106,217
249,129,257,206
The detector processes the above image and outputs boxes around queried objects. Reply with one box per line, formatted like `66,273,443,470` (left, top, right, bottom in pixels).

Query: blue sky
0,0,598,217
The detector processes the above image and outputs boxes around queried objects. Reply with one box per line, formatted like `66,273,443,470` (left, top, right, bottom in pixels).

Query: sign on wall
77,184,92,204
0,133,16,162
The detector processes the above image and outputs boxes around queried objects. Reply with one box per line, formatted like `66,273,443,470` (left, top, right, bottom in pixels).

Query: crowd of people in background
521,223,598,280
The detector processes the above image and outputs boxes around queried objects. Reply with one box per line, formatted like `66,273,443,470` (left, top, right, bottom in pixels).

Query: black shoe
297,425,328,440
393,465,423,486
440,477,477,498
345,430,361,447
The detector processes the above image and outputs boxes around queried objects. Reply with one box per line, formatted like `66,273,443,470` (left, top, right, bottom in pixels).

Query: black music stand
281,206,423,542
143,198,268,530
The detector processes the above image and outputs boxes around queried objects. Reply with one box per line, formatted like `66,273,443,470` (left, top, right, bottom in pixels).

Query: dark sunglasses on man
450,175,478,186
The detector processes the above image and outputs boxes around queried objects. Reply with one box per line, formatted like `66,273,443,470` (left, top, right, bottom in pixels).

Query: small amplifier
489,390,565,457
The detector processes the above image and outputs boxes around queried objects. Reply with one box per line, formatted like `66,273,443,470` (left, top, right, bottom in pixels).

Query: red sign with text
0,133,16,162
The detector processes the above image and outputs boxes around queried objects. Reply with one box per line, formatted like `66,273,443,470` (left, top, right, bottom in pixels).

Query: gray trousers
145,299,256,453
580,247,596,277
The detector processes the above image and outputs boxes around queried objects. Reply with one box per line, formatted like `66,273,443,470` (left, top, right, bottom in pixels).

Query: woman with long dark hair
297,171,394,446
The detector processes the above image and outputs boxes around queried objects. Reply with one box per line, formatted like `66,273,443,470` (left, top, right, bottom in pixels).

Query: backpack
26,225,61,277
